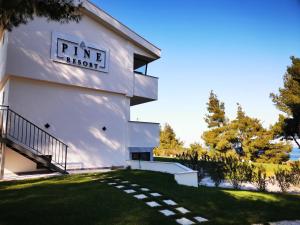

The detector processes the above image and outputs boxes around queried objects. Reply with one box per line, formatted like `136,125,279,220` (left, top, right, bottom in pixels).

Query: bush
223,156,254,189
252,165,268,191
290,161,300,186
209,160,226,187
274,168,293,192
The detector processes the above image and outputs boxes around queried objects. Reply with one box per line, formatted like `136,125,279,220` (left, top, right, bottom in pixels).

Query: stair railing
0,105,68,172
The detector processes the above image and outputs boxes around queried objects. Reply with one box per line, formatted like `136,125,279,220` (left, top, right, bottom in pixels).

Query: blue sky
95,0,300,146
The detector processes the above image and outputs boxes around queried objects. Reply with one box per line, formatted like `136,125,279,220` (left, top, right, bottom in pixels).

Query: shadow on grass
0,173,175,225
116,170,300,225
1,171,300,225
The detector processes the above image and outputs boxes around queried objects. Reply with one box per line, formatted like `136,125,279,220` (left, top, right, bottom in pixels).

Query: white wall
127,160,199,187
7,78,130,169
128,121,159,147
134,74,158,100
4,147,37,173
5,14,155,97
0,30,8,82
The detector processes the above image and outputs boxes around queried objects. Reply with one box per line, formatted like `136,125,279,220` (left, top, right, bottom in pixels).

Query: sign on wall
51,32,109,73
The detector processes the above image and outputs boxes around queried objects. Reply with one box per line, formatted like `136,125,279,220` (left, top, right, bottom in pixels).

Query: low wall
127,160,198,187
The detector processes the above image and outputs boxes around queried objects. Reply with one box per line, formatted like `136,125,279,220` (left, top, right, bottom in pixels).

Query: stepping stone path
176,207,190,214
100,177,208,224
176,217,195,225
124,189,136,194
163,199,177,206
150,192,161,197
194,217,208,223
121,181,129,183
134,194,148,199
146,201,161,207
140,188,150,191
160,209,176,216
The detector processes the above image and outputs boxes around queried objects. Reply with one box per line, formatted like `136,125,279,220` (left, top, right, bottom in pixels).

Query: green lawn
0,170,300,225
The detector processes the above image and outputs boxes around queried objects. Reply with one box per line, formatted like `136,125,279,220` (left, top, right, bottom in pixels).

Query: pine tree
204,91,227,128
154,124,183,157
159,123,183,150
202,100,292,163
270,56,300,148
231,104,291,163
0,0,81,32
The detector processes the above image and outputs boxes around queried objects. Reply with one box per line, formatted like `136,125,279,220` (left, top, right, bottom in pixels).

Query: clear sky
94,0,300,146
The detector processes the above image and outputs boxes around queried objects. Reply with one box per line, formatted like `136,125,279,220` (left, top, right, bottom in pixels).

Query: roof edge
82,1,161,58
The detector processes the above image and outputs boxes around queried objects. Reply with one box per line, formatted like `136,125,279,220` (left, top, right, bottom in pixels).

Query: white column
0,143,6,179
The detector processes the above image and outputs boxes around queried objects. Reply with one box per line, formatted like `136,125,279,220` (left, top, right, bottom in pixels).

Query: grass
0,170,300,225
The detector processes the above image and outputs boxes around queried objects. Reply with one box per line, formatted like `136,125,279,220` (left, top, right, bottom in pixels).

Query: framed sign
51,32,109,73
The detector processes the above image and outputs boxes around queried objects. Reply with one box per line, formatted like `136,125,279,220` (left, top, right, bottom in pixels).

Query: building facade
0,1,160,176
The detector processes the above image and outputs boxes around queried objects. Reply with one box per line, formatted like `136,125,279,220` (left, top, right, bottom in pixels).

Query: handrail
0,105,68,172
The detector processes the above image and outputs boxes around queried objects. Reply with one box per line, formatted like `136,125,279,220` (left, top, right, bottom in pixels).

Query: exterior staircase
0,105,68,174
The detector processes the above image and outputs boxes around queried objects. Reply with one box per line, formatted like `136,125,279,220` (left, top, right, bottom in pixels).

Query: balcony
131,73,158,106
128,121,159,148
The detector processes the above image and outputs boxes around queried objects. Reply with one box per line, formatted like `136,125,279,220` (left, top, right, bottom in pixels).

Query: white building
0,1,161,177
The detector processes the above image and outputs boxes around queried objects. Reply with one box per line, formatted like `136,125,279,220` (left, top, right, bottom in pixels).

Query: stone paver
150,192,161,197
176,217,195,225
163,199,177,206
105,178,208,224
194,217,208,223
268,221,300,225
146,201,161,207
134,194,148,200
124,189,136,194
176,207,190,214
115,185,125,189
140,188,150,191
159,209,176,217
121,181,129,183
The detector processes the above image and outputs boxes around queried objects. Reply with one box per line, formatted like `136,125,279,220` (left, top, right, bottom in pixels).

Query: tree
159,123,183,149
229,104,291,163
270,56,300,148
0,0,81,32
153,124,184,157
202,99,292,163
204,90,227,128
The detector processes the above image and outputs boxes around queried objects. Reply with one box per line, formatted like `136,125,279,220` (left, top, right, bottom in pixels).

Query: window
131,152,151,161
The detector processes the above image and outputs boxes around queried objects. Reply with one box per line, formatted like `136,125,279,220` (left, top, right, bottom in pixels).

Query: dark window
131,152,151,161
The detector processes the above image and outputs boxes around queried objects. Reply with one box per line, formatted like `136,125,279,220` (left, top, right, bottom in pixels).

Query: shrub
274,168,293,192
208,160,226,187
252,165,268,191
290,161,300,186
223,156,254,189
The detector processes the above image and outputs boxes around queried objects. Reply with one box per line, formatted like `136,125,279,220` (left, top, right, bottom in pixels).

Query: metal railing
0,105,68,172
